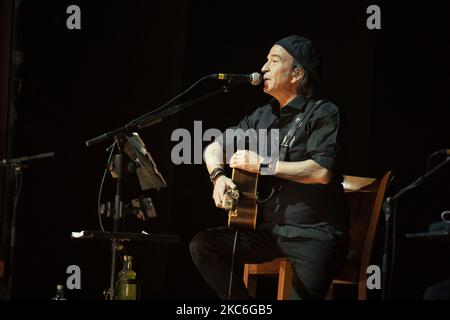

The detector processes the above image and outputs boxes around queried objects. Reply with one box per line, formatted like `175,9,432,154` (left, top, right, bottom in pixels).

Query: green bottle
117,255,137,300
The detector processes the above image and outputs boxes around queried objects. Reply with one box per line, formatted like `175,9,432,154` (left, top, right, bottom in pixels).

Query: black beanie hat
274,35,320,82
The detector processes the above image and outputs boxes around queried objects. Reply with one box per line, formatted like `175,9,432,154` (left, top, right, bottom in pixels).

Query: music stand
123,132,167,191
71,230,180,243
83,79,234,299
382,152,449,299
79,133,172,300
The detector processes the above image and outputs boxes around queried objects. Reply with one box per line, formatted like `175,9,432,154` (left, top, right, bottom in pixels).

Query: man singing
190,35,350,300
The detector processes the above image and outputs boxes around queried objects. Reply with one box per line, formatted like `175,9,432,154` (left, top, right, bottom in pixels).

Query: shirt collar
275,95,308,118
270,95,308,118
284,95,308,111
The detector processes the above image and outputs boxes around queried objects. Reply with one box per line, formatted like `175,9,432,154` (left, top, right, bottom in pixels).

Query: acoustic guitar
222,168,259,230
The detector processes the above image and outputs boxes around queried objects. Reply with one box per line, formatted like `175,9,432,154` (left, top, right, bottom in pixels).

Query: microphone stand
103,136,126,300
0,152,55,299
381,155,450,300
86,85,232,300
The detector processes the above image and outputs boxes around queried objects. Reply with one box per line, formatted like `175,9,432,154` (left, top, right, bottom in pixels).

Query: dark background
0,0,449,300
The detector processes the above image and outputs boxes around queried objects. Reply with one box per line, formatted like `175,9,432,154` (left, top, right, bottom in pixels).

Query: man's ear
292,67,304,82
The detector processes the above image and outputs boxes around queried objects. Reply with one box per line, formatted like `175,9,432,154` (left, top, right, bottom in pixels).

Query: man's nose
261,63,269,73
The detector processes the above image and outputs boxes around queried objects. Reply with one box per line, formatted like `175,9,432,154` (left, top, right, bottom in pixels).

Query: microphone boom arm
134,86,230,130
86,82,232,147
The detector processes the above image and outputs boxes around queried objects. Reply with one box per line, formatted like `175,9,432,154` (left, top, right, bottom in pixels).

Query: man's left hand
229,150,263,173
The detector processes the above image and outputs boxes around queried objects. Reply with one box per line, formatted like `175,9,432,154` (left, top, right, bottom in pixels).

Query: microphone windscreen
250,72,262,86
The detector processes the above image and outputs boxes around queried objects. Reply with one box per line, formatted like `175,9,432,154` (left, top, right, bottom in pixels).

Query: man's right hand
212,175,236,208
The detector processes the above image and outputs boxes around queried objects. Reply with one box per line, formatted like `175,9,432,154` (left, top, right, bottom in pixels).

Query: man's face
261,45,297,98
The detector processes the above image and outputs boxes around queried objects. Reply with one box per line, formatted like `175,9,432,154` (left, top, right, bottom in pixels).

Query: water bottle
117,255,137,300
52,284,66,300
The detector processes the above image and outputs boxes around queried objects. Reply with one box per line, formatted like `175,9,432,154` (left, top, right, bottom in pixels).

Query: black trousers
189,224,349,300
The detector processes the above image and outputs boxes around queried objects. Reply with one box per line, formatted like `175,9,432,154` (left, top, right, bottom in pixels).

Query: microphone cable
227,229,239,300
125,74,213,128
425,149,449,173
97,141,117,231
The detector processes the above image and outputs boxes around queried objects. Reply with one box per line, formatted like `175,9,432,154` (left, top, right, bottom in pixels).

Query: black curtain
2,0,449,299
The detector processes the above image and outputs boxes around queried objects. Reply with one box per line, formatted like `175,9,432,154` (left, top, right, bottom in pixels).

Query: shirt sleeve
305,102,341,171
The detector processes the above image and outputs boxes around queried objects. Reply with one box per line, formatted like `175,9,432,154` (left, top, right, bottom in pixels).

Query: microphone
1,152,55,166
210,72,262,86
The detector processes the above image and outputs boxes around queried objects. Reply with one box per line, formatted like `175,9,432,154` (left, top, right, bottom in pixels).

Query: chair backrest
342,171,392,298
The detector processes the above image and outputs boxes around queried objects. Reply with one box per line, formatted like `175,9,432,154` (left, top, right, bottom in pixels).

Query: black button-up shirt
217,95,350,239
